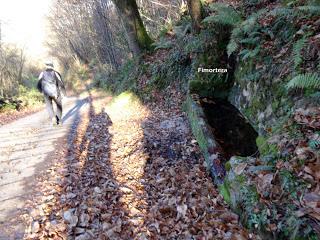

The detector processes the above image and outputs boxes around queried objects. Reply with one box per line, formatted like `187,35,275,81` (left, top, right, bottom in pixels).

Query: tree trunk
68,40,89,65
112,0,153,56
187,0,203,33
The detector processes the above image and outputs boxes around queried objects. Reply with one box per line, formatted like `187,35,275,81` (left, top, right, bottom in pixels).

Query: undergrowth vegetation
0,63,44,112
98,10,235,100
220,1,319,239
100,0,320,239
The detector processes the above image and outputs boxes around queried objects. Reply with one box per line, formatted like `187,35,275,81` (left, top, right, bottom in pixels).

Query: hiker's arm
55,71,67,96
37,72,43,93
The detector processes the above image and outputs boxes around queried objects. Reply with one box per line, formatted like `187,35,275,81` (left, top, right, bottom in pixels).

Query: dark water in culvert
200,98,259,159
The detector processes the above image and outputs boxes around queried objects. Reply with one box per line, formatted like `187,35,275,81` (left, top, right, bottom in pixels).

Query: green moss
189,80,215,96
234,59,255,86
271,100,280,112
251,96,263,112
185,95,210,160
225,161,232,171
256,136,279,156
219,180,231,204
243,107,255,119
135,16,153,50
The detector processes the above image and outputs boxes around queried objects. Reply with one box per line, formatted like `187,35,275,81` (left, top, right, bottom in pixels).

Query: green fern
292,37,307,70
240,36,260,45
227,26,243,56
286,73,320,90
184,37,204,54
241,12,261,34
297,5,320,14
310,91,320,98
173,23,192,39
203,3,242,27
239,47,260,60
243,71,261,81
270,7,295,17
231,25,243,38
227,39,238,56
226,10,265,56
309,139,320,150
151,38,174,50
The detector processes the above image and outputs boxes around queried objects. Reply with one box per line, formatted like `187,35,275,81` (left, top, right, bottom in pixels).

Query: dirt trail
0,95,90,239
0,90,255,239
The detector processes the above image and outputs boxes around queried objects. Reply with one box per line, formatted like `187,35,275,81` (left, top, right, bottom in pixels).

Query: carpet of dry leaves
278,107,320,224
0,106,44,126
19,88,257,239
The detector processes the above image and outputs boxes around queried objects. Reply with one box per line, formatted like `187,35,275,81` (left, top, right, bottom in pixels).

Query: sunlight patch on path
106,92,151,236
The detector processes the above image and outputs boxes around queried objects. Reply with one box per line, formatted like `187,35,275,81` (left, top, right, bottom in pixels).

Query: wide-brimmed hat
45,61,54,69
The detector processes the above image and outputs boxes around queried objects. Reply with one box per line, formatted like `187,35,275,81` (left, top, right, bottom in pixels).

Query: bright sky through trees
0,0,51,58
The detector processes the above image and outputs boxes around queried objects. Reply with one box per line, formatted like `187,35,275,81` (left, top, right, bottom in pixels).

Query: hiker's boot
56,115,62,126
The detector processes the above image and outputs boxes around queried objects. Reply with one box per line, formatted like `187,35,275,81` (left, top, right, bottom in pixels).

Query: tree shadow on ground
139,108,211,239
18,90,250,239
138,99,250,239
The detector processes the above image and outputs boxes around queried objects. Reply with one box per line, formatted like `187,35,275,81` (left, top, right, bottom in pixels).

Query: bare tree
47,0,129,70
137,0,186,37
46,0,187,74
0,44,25,97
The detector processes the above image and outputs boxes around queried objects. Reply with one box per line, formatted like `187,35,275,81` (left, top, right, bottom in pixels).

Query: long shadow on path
24,92,137,239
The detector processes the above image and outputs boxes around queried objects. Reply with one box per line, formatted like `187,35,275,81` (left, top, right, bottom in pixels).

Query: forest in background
0,0,184,111
0,0,319,239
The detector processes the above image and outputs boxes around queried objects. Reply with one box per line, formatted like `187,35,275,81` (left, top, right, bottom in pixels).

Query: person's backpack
38,70,64,98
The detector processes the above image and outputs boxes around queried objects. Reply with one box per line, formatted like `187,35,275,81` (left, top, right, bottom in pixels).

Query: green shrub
203,3,242,27
292,37,308,70
286,73,320,90
256,136,279,156
0,103,17,112
151,38,174,50
18,85,44,107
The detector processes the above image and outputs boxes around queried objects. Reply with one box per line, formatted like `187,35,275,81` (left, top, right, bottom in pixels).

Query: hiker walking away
37,61,66,125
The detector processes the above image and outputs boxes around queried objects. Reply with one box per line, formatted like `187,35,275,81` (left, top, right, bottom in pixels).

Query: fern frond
203,3,242,26
310,91,320,99
239,47,260,60
297,5,320,14
309,139,320,150
270,7,295,17
241,9,267,34
173,23,192,39
243,71,261,81
286,73,320,90
240,36,260,45
292,37,307,69
230,26,242,40
227,39,238,56
151,38,174,50
184,37,204,54
227,25,243,56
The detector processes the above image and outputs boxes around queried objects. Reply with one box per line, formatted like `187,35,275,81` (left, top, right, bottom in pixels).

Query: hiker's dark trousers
44,94,62,121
